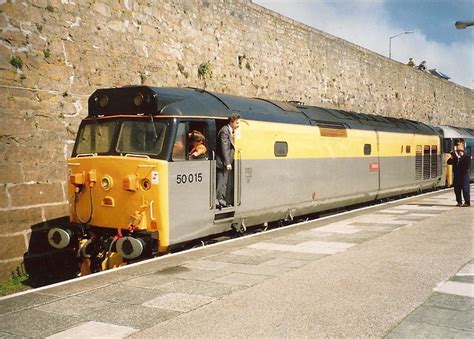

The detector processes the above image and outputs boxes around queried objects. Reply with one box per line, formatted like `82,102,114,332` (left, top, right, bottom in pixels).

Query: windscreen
73,119,167,156
116,120,166,155
75,120,119,154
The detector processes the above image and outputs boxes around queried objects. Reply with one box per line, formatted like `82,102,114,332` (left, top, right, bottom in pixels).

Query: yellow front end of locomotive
67,156,170,252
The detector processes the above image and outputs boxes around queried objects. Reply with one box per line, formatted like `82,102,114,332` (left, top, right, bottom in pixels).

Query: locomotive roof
88,86,438,135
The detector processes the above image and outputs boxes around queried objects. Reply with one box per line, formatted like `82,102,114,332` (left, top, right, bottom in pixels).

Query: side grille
423,145,431,180
415,145,422,180
430,145,438,178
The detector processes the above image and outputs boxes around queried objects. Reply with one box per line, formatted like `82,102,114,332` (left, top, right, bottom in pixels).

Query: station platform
0,188,473,338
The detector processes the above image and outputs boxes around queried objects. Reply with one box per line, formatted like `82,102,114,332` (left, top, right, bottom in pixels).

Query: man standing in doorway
216,113,241,208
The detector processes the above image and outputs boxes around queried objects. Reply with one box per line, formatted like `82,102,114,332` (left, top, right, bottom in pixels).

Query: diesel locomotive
25,86,452,279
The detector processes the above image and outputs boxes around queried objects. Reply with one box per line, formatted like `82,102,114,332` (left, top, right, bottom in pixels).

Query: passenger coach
24,86,443,278
435,125,474,186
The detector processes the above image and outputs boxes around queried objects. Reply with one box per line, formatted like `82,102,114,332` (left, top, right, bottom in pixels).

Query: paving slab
41,272,135,297
35,296,112,316
217,262,292,276
424,292,474,312
387,320,474,339
152,279,245,298
457,263,474,275
212,272,272,286
81,284,166,305
46,321,137,339
121,272,179,289
205,252,275,265
0,292,60,316
143,292,215,312
406,306,474,331
259,258,311,268
248,241,353,254
83,303,178,329
180,259,231,270
451,275,474,284
0,309,82,338
434,281,474,298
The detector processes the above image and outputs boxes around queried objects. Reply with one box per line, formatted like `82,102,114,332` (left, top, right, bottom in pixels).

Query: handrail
125,154,150,159
209,151,216,210
237,149,242,206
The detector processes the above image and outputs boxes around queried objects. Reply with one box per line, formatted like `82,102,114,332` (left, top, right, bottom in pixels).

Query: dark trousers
454,175,470,204
216,168,234,206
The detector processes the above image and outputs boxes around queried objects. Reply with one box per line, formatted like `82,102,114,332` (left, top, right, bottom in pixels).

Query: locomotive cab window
75,120,119,155
172,121,209,161
116,120,166,155
406,145,411,153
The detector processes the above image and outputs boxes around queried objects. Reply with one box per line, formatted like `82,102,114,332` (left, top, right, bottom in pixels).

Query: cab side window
172,123,187,161
188,122,209,161
172,122,209,161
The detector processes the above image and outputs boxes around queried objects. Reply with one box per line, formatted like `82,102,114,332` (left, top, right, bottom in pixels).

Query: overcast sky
253,0,473,88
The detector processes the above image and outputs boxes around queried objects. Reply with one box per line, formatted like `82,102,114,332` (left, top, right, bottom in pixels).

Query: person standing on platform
447,142,471,207
216,113,241,208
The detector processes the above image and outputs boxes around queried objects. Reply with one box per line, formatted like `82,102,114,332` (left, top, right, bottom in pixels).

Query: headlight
98,95,109,108
48,228,72,249
133,93,144,106
101,176,113,190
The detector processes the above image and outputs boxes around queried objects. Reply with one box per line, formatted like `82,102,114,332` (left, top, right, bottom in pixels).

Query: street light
455,21,474,29
389,31,414,59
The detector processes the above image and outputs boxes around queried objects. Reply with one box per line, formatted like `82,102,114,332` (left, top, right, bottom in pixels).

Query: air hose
73,186,93,224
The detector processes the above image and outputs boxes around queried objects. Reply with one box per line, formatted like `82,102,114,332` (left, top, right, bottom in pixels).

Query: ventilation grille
415,145,422,180
423,145,431,180
431,145,438,178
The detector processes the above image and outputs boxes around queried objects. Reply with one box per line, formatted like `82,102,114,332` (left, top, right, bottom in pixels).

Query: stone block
0,163,23,184
9,182,65,207
0,185,9,208
0,116,35,138
0,234,27,261
0,207,43,234
42,203,69,221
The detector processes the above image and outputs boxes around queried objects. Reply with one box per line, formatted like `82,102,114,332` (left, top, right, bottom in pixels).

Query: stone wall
0,0,472,279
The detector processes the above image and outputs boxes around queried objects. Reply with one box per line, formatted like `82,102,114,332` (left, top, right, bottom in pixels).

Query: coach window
466,146,472,156
443,139,454,153
364,144,371,155
274,141,288,157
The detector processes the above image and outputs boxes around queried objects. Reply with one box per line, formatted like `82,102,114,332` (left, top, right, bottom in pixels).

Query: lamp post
389,31,414,59
455,21,474,29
